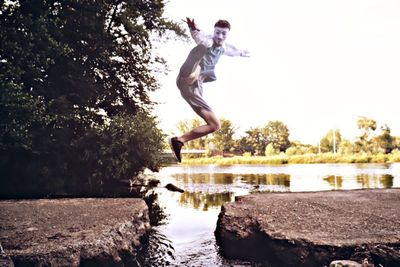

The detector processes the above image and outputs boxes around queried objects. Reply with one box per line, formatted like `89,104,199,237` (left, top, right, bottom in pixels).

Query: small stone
329,260,362,267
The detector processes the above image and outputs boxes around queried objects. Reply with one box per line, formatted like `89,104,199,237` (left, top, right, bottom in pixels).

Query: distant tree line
176,116,400,156
0,0,184,197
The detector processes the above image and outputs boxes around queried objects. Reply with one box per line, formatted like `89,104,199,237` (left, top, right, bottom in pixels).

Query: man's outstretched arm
224,43,251,57
183,17,211,47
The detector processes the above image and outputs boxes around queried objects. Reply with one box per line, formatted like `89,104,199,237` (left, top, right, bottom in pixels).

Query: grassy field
182,152,400,165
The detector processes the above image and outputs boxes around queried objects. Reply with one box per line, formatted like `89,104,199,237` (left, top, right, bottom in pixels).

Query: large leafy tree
0,0,184,197
239,121,290,155
355,116,377,153
263,120,290,152
319,129,342,153
393,136,400,151
240,127,267,155
372,124,393,154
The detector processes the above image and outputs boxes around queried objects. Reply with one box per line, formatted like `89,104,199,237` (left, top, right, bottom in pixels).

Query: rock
215,189,400,267
165,183,184,193
147,179,160,188
0,198,150,266
0,254,15,267
329,258,376,267
329,260,362,267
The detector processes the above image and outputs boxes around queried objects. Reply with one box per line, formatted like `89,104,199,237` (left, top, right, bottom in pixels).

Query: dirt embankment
0,198,150,267
215,188,400,267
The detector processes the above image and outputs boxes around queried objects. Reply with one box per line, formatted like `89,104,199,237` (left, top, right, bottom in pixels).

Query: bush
0,112,164,198
243,152,252,157
182,152,400,165
369,154,389,163
285,146,308,156
389,149,400,162
265,143,279,156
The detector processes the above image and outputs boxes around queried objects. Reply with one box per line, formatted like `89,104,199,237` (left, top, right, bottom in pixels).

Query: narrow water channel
140,163,400,266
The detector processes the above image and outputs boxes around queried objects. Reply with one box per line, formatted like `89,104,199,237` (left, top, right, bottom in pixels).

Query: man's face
213,27,229,46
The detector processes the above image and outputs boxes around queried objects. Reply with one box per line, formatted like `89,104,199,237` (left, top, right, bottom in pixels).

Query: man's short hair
214,20,231,30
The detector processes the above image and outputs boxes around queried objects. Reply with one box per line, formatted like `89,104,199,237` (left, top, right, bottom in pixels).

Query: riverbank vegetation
0,1,184,198
182,151,400,165
176,117,400,165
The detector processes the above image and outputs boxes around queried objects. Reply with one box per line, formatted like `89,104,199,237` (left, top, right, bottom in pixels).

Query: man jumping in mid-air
169,18,250,162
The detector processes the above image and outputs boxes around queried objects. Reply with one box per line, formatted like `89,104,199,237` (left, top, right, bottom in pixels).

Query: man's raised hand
182,17,199,31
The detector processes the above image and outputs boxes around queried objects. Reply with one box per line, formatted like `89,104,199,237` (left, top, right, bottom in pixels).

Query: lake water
140,163,400,266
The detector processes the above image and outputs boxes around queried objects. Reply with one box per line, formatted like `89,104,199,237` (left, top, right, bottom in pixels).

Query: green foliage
319,129,342,153
0,0,183,197
389,149,400,162
372,124,393,154
238,127,266,155
71,113,165,192
182,152,400,165
175,117,237,153
337,139,355,154
263,120,290,152
369,153,389,163
183,155,289,165
393,137,400,150
286,141,316,155
265,143,278,156
285,146,305,156
357,116,377,131
175,115,398,161
210,118,236,152
355,116,377,153
239,121,290,155
176,118,206,149
285,147,300,156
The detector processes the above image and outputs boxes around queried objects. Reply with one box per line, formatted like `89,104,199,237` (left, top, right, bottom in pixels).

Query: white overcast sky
150,0,400,144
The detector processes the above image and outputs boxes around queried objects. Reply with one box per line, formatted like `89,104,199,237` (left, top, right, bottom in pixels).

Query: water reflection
172,173,235,184
179,191,233,211
173,172,291,187
141,163,400,266
324,175,344,189
240,173,290,187
173,173,291,209
356,174,394,189
380,174,394,188
173,171,396,209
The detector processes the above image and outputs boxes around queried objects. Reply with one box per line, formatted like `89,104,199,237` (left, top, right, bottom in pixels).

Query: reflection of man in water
169,18,250,162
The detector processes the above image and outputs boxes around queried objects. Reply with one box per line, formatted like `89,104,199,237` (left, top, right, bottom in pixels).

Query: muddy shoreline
2,189,400,266
0,198,150,267
215,188,400,267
